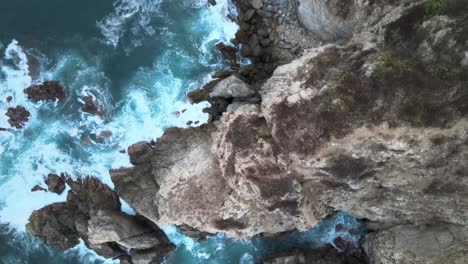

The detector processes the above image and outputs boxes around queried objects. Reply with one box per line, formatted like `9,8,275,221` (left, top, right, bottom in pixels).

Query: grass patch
373,52,414,77
425,0,449,15
429,63,463,81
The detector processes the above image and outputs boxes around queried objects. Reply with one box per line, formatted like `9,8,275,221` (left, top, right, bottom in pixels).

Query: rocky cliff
27,0,468,263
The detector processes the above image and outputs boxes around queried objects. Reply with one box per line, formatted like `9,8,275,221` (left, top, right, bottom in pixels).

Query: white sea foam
97,0,163,47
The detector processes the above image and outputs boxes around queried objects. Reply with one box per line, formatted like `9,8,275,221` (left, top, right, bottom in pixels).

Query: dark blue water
0,1,363,263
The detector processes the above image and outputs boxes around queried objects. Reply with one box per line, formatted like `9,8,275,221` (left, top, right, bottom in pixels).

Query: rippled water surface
0,1,363,263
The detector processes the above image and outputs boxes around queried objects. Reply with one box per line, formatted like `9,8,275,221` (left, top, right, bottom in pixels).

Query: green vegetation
445,111,461,128
326,71,356,106
424,0,449,15
317,54,333,66
373,52,414,77
415,24,429,41
328,71,346,88
429,63,463,81
257,131,272,140
390,29,402,43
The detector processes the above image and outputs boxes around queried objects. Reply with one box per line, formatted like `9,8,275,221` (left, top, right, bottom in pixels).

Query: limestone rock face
112,125,232,235
300,123,468,225
363,224,468,264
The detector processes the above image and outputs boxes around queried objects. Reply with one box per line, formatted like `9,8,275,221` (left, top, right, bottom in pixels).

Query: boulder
209,75,255,99
87,210,172,250
31,185,47,192
44,173,66,194
26,203,81,251
81,95,104,117
249,0,263,10
24,81,66,102
5,106,30,129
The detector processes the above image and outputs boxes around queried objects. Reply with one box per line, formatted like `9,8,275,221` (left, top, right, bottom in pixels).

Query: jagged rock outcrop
108,1,468,262
24,81,66,102
26,176,174,263
114,0,467,234
5,105,30,129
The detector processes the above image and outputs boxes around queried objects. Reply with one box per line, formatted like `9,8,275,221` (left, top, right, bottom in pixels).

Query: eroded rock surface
5,106,30,129
27,176,174,263
44,173,66,194
363,224,468,264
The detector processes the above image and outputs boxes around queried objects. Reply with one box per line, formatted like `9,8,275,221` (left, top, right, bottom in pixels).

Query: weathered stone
87,210,171,250
81,95,105,117
44,173,66,194
363,224,468,264
5,106,30,129
26,203,81,251
24,81,66,102
209,75,255,99
249,0,263,10
31,185,47,192
27,176,175,262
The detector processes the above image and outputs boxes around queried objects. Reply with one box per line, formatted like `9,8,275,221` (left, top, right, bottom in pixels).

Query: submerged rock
81,95,105,117
5,106,30,129
31,185,47,192
24,81,66,102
